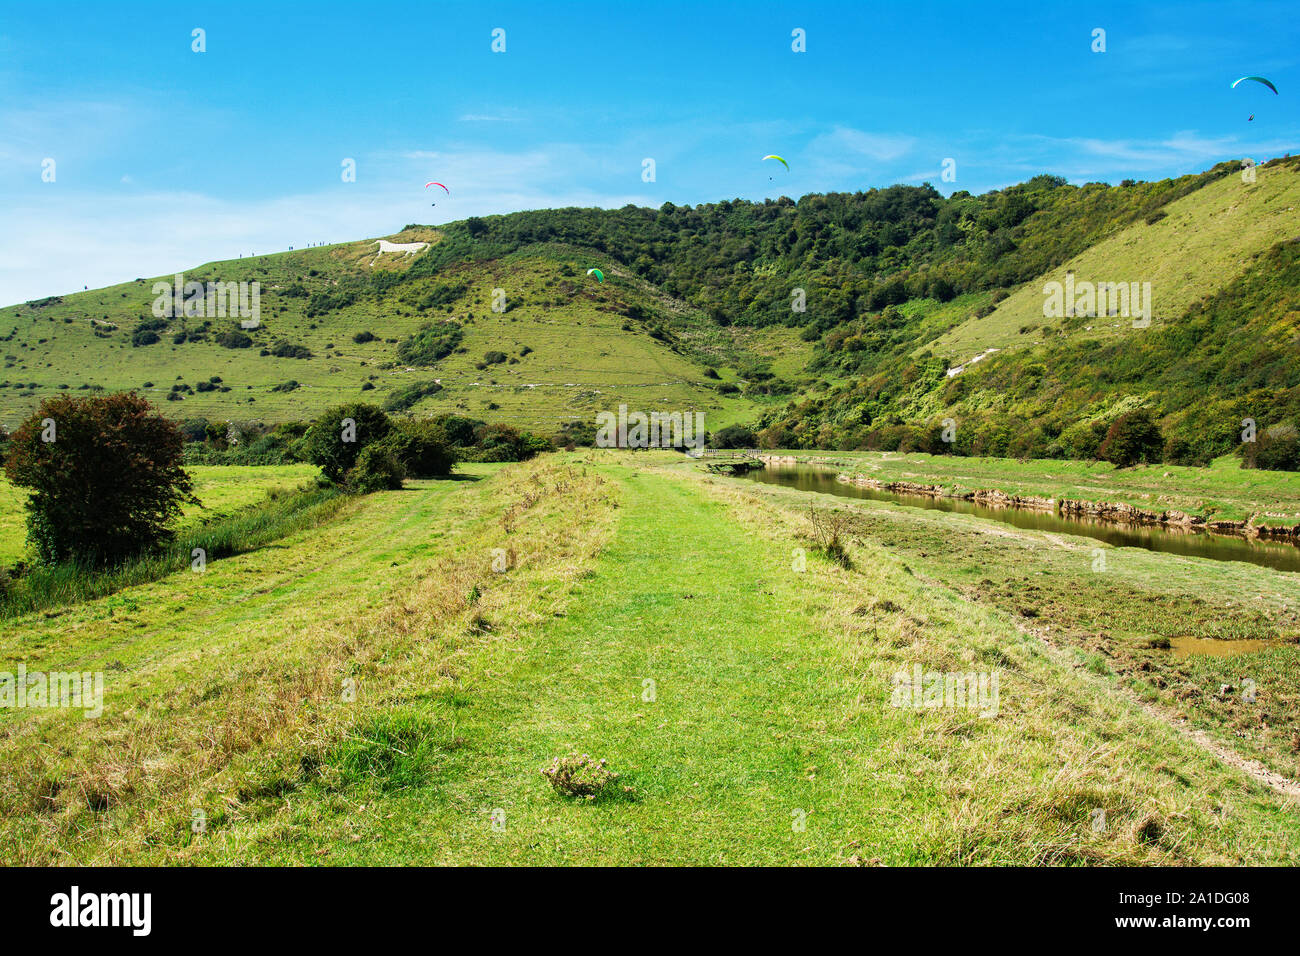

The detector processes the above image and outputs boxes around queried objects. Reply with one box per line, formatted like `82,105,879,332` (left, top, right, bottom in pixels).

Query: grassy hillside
759,158,1300,458
1,452,1298,864
930,159,1300,360
0,236,798,432
3,157,1296,461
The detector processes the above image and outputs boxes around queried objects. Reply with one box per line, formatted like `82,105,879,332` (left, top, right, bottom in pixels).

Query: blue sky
2,0,1297,303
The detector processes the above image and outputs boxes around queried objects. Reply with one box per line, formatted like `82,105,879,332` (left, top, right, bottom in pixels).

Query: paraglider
586,268,605,283
1232,77,1277,121
1232,76,1278,95
762,154,788,181
424,181,450,194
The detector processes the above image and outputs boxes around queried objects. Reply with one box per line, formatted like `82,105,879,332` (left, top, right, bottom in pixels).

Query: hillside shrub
270,341,312,359
1098,408,1164,468
1245,423,1300,472
348,443,405,493
215,331,253,349
396,321,463,365
379,419,457,478
712,424,758,449
3,393,196,565
382,380,442,413
467,423,551,462
303,403,392,483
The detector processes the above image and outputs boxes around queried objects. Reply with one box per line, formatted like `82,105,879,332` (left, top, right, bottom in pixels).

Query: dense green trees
712,424,758,449
1246,424,1300,472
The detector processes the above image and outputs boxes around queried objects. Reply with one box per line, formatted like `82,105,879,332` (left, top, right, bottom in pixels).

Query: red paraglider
424,182,449,194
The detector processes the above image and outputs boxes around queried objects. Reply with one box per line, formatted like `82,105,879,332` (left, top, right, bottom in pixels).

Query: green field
0,464,317,565
1,451,1297,864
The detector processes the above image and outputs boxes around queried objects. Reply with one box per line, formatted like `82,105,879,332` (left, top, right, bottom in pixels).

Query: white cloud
0,143,657,304
806,126,916,162
457,113,521,123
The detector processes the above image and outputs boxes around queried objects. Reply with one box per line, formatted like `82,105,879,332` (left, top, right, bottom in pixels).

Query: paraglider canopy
761,154,789,170
1231,76,1278,95
586,268,605,283
424,181,450,193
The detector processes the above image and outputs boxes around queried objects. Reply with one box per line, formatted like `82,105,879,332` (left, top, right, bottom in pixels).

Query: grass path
5,453,1298,865
0,469,502,863
279,465,918,864
239,457,1300,865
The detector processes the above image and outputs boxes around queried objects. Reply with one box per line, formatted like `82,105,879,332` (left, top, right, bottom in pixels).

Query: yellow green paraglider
761,154,789,170
587,268,605,283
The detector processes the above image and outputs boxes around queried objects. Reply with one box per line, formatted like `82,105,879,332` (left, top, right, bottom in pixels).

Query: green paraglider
1232,76,1279,95
761,154,789,170
587,268,605,283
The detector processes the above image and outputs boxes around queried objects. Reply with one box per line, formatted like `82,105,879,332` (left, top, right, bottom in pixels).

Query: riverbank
833,471,1300,541
754,451,1300,539
716,458,1300,797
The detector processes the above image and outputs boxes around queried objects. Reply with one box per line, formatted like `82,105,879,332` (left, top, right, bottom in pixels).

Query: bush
1246,423,1300,471
1098,408,1164,467
553,420,597,448
712,424,758,449
396,321,463,365
382,380,442,413
215,331,253,349
541,753,623,800
428,414,480,448
353,331,376,344
270,341,312,359
303,403,392,483
3,393,196,565
178,417,210,442
470,423,551,462
348,443,405,493
380,419,458,478
1058,418,1111,460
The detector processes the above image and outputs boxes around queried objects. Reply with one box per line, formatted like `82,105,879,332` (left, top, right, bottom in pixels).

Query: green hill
930,158,1300,360
4,155,1298,465
0,232,802,433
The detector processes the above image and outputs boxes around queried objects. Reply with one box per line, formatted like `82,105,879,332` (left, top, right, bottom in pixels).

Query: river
742,463,1300,574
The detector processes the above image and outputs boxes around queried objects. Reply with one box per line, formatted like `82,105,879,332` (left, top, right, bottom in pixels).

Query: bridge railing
699,448,762,459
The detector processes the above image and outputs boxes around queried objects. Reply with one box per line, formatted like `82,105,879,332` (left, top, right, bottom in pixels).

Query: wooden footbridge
697,448,766,475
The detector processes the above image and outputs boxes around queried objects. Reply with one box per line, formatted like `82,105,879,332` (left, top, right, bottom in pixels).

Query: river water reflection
741,463,1300,574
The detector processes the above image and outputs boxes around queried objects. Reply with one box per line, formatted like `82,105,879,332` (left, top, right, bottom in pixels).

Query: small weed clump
542,752,623,800
807,507,853,569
